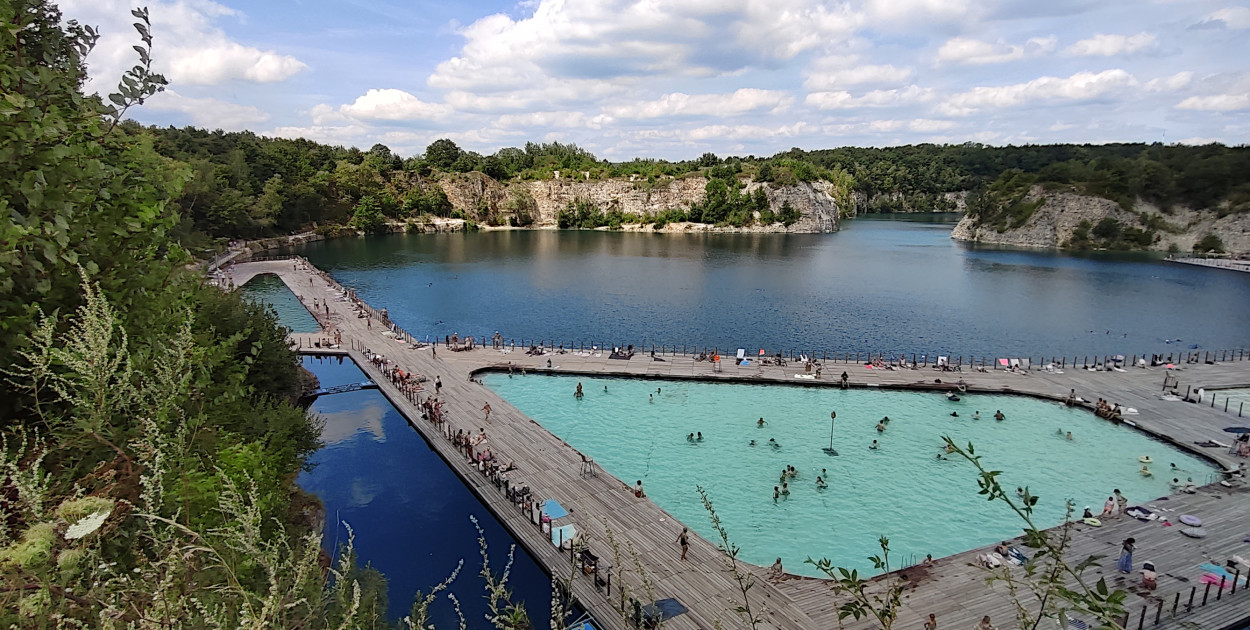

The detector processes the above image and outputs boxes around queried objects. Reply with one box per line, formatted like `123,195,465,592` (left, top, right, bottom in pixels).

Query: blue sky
64,0,1250,159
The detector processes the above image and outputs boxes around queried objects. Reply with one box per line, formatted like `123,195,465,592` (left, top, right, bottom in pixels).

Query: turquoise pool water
484,374,1218,577
240,274,320,332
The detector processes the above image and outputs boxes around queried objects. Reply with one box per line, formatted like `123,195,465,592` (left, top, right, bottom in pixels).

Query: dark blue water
297,355,555,626
291,216,1250,360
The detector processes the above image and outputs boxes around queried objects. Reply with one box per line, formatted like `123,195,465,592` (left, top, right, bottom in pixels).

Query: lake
288,217,1250,358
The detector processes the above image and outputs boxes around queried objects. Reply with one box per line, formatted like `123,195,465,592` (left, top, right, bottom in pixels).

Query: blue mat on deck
543,499,568,519
642,598,688,620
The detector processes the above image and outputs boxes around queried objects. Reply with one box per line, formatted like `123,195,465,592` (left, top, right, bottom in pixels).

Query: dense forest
138,123,1250,245
1,2,549,627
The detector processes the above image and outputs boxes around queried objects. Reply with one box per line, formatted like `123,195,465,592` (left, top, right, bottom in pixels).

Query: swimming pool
240,274,320,332
483,374,1219,578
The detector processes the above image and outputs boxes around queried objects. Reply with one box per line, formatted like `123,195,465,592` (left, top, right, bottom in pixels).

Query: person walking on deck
677,527,689,560
482,402,492,422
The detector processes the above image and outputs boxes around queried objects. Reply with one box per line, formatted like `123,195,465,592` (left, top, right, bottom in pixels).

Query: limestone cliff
435,173,841,232
951,187,1250,254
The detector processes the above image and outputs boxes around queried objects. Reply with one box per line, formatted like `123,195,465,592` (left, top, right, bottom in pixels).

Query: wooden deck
233,260,1250,630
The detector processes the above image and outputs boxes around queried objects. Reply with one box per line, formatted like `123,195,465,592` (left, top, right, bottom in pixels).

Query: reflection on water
288,217,1250,359
297,356,554,626
318,402,387,445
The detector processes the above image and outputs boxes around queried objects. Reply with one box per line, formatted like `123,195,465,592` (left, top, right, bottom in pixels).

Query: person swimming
876,421,885,432
697,432,704,442
687,433,695,442
749,439,756,446
773,486,780,501
816,476,827,488
1016,487,1025,497
1057,428,1064,436
1140,465,1152,477
950,411,959,417
1066,432,1073,441
781,482,790,496
973,411,980,420
870,440,879,450
757,417,766,427
994,410,1005,421
769,438,780,448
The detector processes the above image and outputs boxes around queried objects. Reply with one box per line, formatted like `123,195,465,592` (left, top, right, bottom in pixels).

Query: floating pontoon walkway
234,260,1250,630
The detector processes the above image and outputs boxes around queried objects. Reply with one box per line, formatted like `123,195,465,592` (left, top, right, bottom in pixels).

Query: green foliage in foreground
1,3,562,627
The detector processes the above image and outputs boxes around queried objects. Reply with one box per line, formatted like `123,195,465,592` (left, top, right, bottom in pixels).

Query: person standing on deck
482,402,492,422
1113,489,1127,516
677,527,689,560
435,376,442,394
1117,537,1135,573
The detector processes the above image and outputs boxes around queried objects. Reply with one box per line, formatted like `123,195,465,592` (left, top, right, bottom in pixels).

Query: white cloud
1064,32,1157,57
907,118,957,132
803,56,913,90
145,90,269,129
1144,72,1192,92
937,36,1056,65
682,122,812,141
806,85,935,110
866,0,980,23
1176,94,1250,111
605,89,793,119
337,89,450,122
62,0,306,90
1194,7,1250,30
941,70,1137,114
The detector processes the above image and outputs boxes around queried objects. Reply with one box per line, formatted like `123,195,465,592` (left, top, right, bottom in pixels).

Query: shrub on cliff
1194,233,1225,254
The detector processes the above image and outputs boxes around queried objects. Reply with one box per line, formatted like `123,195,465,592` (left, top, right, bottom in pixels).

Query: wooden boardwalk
232,260,1250,630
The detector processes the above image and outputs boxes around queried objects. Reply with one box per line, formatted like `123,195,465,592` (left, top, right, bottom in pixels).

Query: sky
61,0,1250,160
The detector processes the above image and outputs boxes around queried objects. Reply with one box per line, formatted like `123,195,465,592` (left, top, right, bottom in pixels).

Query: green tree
1194,233,1224,253
425,138,463,169
350,195,386,233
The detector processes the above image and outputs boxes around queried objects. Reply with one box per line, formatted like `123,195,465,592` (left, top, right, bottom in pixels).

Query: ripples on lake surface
290,216,1250,358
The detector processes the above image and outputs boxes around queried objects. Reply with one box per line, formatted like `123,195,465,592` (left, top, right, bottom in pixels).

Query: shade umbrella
1222,427,1250,434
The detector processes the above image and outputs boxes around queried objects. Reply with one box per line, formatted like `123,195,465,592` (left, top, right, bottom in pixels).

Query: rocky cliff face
951,187,1250,253
436,173,841,232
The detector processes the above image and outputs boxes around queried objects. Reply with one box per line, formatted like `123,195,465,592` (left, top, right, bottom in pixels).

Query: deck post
1202,582,1211,606
1217,576,1226,600
1136,606,1146,630
1187,586,1195,612
1154,600,1162,625
1172,592,1180,617
1233,569,1240,594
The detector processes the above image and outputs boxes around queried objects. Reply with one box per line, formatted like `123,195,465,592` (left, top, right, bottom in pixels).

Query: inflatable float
1082,517,1102,527
1139,456,1153,463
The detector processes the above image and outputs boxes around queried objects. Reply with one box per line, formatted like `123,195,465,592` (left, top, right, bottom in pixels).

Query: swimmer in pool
697,432,704,442
950,412,959,417
1016,487,1025,498
816,476,827,488
749,440,756,446
1066,432,1073,441
973,411,981,420
1140,465,1152,477
870,440,879,450
876,421,885,432
995,410,1005,421
769,438,780,449
781,482,790,496
757,417,766,427
773,486,780,501
687,433,695,442
1057,428,1064,436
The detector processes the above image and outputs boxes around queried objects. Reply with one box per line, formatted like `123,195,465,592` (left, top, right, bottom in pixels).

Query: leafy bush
1194,233,1225,253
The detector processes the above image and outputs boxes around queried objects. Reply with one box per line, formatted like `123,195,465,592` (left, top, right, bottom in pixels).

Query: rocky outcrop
848,191,968,216
951,187,1250,254
436,173,841,232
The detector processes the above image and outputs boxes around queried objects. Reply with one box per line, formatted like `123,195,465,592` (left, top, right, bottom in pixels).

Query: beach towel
642,598,689,621
1199,563,1231,579
551,524,576,548
1200,573,1233,589
542,499,569,520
